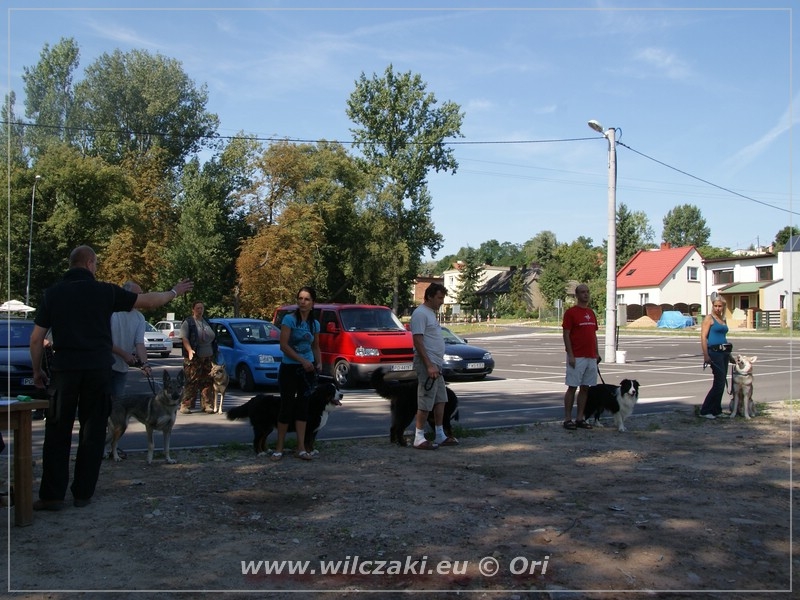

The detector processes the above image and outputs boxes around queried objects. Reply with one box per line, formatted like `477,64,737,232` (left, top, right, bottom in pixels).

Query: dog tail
226,401,251,421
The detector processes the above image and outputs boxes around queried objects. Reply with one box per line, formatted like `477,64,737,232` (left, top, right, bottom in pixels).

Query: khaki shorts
565,357,598,387
414,356,448,412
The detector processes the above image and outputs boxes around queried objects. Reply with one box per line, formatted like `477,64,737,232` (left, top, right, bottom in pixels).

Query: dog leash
702,359,733,395
596,363,607,386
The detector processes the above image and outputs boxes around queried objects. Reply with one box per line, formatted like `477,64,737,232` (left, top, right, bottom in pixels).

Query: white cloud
723,90,799,172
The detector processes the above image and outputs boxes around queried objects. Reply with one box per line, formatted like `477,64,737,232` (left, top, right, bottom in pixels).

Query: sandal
270,452,283,462
435,436,459,446
575,420,593,429
563,420,577,430
297,451,313,461
413,440,439,450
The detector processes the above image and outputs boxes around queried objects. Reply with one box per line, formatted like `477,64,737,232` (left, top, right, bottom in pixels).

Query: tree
346,64,464,312
662,204,710,247
1,92,27,167
72,48,219,171
616,203,655,268
21,37,80,154
774,226,800,248
456,248,482,315
522,231,558,266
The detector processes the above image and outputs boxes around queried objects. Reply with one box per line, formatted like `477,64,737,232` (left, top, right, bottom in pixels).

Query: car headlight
483,352,492,360
443,353,463,361
355,347,380,357
258,355,276,364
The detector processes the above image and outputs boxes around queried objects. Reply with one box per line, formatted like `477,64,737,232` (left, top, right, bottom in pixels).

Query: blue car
209,318,282,392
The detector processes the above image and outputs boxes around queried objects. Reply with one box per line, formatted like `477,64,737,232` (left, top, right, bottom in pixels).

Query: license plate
466,362,485,370
391,363,414,372
22,377,34,386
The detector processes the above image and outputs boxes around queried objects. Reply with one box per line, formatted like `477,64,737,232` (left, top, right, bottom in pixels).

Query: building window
713,270,733,285
639,293,649,305
687,266,698,281
757,265,773,281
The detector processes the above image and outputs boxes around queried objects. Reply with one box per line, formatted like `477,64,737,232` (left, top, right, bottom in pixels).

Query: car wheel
160,351,171,358
333,359,352,387
237,365,255,392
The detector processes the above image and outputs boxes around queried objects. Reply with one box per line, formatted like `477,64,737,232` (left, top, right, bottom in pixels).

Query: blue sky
3,1,797,260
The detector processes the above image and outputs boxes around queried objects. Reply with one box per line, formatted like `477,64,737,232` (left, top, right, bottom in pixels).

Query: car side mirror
325,322,338,334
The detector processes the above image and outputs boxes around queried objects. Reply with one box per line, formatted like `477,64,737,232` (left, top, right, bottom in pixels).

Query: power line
8,118,792,217
617,140,797,217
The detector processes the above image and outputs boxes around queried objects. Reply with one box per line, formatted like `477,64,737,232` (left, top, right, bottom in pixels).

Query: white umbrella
0,299,35,313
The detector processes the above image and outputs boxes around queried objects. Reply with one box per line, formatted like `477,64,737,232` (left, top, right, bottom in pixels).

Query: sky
3,1,797,261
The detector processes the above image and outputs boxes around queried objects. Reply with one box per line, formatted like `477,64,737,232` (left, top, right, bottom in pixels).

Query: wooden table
2,399,49,526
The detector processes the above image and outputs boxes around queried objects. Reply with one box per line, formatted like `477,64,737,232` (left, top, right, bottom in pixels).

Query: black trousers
277,364,314,424
39,368,112,502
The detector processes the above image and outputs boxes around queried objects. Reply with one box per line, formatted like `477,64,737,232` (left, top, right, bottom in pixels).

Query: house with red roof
616,243,705,316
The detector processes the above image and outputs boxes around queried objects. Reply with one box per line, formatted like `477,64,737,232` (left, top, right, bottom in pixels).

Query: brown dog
210,363,230,414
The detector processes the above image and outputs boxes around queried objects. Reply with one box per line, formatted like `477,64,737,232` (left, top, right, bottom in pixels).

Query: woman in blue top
699,298,733,418
272,286,322,461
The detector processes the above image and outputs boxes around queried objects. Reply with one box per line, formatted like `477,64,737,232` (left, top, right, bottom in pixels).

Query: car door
212,322,235,367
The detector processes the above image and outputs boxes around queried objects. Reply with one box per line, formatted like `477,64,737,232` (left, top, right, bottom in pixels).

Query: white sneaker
700,413,716,419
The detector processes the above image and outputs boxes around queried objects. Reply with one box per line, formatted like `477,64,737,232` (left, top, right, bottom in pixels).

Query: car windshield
144,322,157,332
231,322,279,344
441,328,465,344
340,308,404,331
0,320,35,348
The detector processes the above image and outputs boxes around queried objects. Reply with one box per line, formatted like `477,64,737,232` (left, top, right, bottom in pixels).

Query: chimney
660,242,671,250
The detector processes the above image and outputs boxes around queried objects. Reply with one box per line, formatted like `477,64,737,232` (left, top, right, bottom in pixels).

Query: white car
155,320,184,347
144,322,172,358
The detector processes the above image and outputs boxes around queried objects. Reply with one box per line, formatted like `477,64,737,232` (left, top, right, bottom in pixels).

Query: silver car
155,320,184,347
144,322,172,358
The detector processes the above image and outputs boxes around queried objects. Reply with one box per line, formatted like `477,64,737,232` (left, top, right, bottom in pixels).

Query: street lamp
25,175,42,313
588,120,618,363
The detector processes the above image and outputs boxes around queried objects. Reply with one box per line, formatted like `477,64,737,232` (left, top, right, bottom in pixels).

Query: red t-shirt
562,306,598,358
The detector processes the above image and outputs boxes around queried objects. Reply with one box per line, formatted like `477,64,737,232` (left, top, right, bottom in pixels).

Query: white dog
729,355,757,419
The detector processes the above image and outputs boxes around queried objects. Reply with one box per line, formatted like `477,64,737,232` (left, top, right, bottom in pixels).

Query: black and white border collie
585,379,640,432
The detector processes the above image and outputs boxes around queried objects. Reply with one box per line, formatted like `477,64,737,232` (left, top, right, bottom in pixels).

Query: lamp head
34,175,42,181
587,120,604,134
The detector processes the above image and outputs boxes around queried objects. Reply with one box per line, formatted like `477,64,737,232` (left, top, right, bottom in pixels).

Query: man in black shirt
30,246,193,510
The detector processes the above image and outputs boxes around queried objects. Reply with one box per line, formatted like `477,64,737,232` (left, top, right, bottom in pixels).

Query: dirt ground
2,402,796,600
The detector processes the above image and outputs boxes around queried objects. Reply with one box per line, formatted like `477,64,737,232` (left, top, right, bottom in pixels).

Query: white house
616,244,705,308
702,236,798,327
442,263,510,316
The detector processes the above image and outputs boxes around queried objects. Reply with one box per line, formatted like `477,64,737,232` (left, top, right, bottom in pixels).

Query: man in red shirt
561,283,600,430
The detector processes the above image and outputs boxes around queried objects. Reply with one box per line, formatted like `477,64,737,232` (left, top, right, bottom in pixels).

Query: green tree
662,204,710,247
1,92,27,167
522,231,558,265
21,37,80,154
72,48,219,171
346,64,464,313
616,203,655,268
774,226,800,248
456,248,482,314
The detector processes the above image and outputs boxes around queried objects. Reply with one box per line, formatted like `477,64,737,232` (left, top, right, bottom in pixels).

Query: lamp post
587,120,617,363
25,175,42,312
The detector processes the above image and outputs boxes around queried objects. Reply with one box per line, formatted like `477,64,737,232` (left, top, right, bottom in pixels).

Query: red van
273,303,414,387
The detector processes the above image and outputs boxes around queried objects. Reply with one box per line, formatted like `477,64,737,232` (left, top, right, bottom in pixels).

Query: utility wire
617,140,796,217
8,119,792,217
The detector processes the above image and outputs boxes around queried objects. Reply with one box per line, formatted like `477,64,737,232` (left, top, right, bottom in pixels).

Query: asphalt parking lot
24,328,797,455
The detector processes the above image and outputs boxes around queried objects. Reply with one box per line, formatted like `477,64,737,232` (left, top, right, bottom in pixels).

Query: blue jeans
700,350,730,415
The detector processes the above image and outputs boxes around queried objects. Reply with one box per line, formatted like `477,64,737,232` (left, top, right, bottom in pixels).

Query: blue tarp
657,310,695,329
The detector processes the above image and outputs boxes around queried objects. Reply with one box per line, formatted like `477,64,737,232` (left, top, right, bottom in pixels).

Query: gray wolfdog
210,362,230,414
106,370,185,464
729,355,757,419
